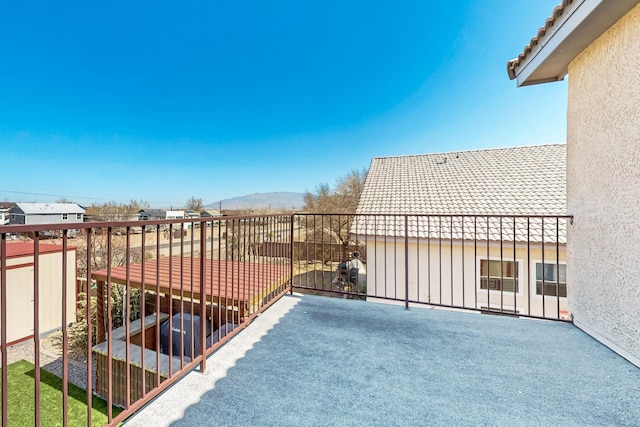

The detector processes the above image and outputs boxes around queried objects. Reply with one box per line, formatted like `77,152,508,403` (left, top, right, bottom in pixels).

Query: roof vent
436,157,447,165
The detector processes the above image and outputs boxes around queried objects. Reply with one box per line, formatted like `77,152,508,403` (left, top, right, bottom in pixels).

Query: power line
0,189,184,206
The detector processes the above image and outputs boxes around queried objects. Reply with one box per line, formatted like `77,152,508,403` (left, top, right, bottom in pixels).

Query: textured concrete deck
124,294,640,427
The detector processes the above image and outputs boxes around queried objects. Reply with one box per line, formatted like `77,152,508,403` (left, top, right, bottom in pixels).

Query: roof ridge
371,143,565,160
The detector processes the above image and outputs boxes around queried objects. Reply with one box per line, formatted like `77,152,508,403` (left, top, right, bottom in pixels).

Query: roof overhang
508,0,640,87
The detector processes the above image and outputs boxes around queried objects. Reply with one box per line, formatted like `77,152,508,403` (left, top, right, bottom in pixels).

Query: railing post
1,233,8,427
405,215,409,310
96,280,106,343
290,214,295,295
199,221,207,373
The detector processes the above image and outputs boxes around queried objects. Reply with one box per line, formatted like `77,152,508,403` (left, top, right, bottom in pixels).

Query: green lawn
0,360,121,426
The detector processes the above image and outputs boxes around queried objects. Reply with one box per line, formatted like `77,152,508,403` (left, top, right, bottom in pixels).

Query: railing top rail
0,213,293,234
295,213,573,219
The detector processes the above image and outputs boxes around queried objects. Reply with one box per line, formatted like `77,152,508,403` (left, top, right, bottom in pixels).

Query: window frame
477,257,522,295
533,261,567,298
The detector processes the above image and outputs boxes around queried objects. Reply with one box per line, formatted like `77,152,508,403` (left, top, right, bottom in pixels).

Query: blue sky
1,1,567,208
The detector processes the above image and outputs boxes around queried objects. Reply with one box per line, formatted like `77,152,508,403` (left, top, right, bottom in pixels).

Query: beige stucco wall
567,4,640,366
366,239,567,319
2,250,77,344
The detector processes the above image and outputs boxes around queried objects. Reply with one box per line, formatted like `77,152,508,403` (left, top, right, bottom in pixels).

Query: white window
480,260,519,293
536,263,566,297
76,213,82,220
62,213,68,220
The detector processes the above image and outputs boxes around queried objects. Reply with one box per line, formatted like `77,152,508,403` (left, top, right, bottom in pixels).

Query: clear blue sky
1,1,567,208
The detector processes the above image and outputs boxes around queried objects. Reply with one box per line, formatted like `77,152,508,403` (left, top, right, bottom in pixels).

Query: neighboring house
355,144,567,319
8,202,85,225
184,210,200,219
0,242,77,345
166,210,185,219
0,202,15,225
138,209,168,221
508,0,640,366
201,209,222,218
138,209,186,220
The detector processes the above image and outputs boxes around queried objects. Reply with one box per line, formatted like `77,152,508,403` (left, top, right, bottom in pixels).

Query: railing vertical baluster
217,220,222,342
1,232,7,427
486,217,490,308
106,227,113,423
86,228,93,427
209,220,215,346
125,227,131,408
394,215,398,300
404,215,409,309
527,218,531,317
541,218,546,319
450,216,454,306
499,217,504,313
33,233,41,427
140,226,146,400
290,215,295,295
439,216,442,306
384,216,387,299
199,221,207,373
61,229,69,427
498,216,504,312
556,218,561,320
513,217,517,315
168,224,174,376
189,223,195,362
460,215,467,307
416,215,420,302
179,225,185,368
427,216,431,305
231,219,236,329
320,215,324,291
473,217,477,310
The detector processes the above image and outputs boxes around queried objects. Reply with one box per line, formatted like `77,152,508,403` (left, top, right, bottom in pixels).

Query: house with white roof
8,202,85,226
355,144,567,318
508,0,640,366
138,209,168,221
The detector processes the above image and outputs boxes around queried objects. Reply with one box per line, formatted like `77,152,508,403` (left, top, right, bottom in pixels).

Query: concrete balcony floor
124,294,640,427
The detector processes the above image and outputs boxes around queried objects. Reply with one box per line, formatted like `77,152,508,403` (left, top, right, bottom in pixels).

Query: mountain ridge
205,192,305,211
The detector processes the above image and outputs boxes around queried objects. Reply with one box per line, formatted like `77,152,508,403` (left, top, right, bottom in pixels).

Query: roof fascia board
514,0,639,87
515,0,595,86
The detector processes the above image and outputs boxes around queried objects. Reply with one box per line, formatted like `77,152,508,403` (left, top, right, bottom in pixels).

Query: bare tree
90,201,137,222
185,196,204,211
303,169,368,260
303,169,367,213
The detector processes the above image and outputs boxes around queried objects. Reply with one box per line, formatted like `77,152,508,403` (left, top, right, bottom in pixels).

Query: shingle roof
354,144,567,243
14,202,86,214
140,209,167,218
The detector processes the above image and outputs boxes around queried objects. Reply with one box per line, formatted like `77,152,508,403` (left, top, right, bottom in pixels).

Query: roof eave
509,0,640,87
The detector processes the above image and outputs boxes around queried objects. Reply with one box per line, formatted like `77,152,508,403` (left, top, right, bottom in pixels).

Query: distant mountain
206,192,305,211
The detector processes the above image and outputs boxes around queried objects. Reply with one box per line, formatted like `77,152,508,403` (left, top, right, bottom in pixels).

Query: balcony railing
292,213,570,321
0,213,570,426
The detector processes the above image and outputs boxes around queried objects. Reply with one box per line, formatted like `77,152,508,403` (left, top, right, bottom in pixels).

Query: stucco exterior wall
567,4,640,366
2,249,77,344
